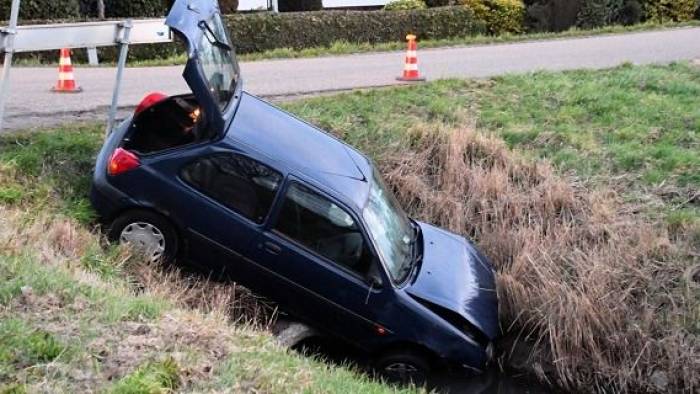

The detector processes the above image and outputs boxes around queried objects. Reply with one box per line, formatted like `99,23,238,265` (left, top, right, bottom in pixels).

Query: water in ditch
292,336,556,394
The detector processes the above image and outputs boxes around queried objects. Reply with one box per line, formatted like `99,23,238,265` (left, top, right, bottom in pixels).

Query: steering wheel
315,233,363,268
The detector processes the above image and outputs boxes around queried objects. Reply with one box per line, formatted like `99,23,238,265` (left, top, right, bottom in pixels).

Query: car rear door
125,144,284,281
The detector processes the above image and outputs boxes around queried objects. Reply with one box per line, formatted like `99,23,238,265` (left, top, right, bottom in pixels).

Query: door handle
262,241,281,255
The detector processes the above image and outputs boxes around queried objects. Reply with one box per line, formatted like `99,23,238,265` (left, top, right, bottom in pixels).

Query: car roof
227,93,373,210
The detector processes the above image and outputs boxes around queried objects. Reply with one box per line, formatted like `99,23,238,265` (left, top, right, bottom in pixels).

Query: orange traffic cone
51,48,82,93
397,34,425,82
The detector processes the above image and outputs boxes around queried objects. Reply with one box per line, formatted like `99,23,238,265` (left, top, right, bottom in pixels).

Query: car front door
249,178,394,347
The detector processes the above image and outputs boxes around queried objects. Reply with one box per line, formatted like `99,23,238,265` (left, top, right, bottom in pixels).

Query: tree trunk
97,0,105,19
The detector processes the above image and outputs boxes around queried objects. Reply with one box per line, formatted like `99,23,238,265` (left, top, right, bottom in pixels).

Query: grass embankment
0,131,412,392
1,62,698,392
283,62,698,392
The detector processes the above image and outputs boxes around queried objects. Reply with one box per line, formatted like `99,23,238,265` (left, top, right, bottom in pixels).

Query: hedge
384,0,429,11
4,7,484,63
0,0,80,20
101,0,170,18
225,7,486,53
461,0,525,34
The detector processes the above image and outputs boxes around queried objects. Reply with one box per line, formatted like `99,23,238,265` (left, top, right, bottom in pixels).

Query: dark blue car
91,0,499,382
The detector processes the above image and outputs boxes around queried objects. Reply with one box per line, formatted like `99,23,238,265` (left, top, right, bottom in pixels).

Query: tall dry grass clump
378,125,698,392
0,206,270,326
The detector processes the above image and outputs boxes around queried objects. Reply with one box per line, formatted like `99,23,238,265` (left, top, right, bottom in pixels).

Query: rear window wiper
198,21,232,51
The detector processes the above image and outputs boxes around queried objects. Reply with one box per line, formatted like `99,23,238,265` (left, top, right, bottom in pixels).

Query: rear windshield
197,13,239,111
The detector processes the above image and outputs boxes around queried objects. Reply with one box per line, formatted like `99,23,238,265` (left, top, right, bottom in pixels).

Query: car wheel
375,350,430,385
108,210,178,264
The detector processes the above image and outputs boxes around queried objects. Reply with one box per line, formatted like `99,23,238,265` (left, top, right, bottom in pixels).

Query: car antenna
364,281,374,305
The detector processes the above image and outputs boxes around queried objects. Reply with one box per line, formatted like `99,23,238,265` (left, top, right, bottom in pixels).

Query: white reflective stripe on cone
405,50,417,57
58,72,75,80
403,63,418,71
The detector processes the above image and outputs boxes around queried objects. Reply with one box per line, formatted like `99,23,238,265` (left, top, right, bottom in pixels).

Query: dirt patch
5,290,234,391
378,125,698,392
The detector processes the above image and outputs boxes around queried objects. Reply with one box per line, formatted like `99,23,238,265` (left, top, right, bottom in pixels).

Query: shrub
278,0,323,11
461,0,526,34
0,0,80,20
425,0,456,6
576,0,623,28
529,0,641,30
385,0,428,10
219,0,240,13
226,7,486,53
616,0,643,25
524,1,552,31
641,0,697,22
102,0,169,17
524,0,584,32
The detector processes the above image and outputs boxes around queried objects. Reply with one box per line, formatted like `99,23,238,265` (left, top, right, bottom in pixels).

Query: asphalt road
1,26,699,130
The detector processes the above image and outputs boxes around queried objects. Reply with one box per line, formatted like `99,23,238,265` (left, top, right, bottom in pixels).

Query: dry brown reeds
0,206,274,327
377,124,698,392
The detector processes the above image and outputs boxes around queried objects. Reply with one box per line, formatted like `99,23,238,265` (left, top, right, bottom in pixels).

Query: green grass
0,319,66,368
0,124,101,222
0,62,697,391
280,62,700,221
111,358,180,394
473,64,700,185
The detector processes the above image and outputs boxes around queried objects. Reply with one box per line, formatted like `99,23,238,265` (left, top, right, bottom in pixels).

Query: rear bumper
89,183,130,223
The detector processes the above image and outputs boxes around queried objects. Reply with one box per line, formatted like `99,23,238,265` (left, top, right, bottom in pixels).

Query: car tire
375,349,430,385
108,210,179,264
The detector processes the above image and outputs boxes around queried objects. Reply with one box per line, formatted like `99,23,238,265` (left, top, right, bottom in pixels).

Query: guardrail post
87,47,99,65
0,0,21,131
106,19,132,136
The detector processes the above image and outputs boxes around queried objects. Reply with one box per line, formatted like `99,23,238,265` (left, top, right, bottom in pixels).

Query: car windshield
362,170,415,284
197,13,239,111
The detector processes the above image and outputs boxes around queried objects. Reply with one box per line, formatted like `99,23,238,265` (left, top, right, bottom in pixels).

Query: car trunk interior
122,93,208,154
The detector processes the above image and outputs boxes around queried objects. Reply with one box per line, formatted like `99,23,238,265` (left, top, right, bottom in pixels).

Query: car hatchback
90,0,499,382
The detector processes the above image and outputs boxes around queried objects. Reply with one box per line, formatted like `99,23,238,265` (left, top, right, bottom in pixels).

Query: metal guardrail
0,19,171,53
0,0,173,133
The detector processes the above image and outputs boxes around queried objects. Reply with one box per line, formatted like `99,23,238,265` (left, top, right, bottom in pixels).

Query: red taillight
108,148,140,176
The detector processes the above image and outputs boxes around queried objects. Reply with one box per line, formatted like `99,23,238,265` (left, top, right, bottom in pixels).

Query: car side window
181,153,282,223
275,182,373,277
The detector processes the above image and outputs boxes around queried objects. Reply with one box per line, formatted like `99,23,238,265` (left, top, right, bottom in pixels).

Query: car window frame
178,150,284,227
268,178,384,287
